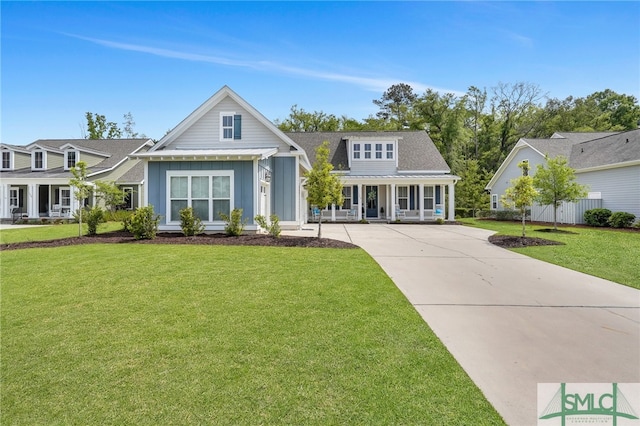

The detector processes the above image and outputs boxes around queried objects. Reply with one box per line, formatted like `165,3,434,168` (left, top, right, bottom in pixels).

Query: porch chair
311,207,321,222
395,204,406,220
346,209,357,221
50,204,62,217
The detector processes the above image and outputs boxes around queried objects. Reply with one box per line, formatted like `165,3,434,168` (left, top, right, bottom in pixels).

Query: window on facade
353,143,360,159
375,143,383,159
424,186,434,210
364,143,372,159
222,115,234,140
342,186,352,210
33,151,44,169
122,187,134,210
169,172,232,223
397,186,409,210
2,151,11,170
492,194,498,209
386,143,394,159
60,189,71,208
9,189,19,208
66,151,77,169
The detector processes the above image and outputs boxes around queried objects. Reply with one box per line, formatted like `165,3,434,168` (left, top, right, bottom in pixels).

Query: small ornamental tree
305,141,343,238
94,180,126,212
501,161,538,237
69,161,92,237
533,155,588,230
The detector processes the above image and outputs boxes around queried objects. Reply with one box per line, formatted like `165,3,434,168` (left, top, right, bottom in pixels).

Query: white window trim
423,186,435,211
64,150,79,170
59,187,71,208
166,170,234,224
32,150,47,170
342,186,352,210
397,185,409,210
219,112,236,141
9,187,19,208
350,140,396,162
122,187,134,210
492,194,498,210
1,151,14,170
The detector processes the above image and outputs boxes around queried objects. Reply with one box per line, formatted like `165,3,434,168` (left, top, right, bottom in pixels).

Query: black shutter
233,115,242,140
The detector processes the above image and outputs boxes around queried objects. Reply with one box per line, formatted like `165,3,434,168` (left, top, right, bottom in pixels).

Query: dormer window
220,113,242,141
32,150,46,170
353,143,361,159
386,143,394,159
1,151,12,170
65,150,78,170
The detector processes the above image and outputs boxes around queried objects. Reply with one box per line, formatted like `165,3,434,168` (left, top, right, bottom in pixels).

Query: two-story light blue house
133,86,459,231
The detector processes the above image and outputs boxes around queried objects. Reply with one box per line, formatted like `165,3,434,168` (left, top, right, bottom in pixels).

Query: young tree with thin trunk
501,161,538,237
69,161,92,237
533,155,588,231
305,141,343,239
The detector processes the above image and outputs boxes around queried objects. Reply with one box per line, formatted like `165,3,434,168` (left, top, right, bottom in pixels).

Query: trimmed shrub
179,207,205,237
219,208,247,236
583,208,612,227
85,206,105,236
255,214,281,238
608,211,636,228
475,209,495,219
495,209,521,221
455,208,474,218
104,209,134,223
128,205,160,240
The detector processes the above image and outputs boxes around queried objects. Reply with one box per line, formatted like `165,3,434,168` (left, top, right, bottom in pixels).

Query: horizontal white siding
167,97,290,150
351,159,396,175
577,165,640,218
491,147,545,209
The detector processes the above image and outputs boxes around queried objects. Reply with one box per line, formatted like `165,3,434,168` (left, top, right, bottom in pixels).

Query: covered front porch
307,176,458,223
0,181,90,222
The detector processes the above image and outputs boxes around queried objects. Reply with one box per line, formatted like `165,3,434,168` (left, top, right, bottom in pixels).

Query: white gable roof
151,86,310,169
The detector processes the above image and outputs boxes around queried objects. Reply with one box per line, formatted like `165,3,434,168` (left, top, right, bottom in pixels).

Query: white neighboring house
485,130,640,224
0,138,153,222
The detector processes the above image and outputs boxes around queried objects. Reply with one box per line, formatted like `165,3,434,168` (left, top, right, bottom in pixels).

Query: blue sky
2,1,639,145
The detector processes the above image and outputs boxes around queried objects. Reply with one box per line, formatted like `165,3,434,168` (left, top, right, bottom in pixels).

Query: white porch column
448,182,455,222
70,187,78,214
390,183,396,221
419,184,424,221
1,184,8,218
357,184,363,220
27,184,36,218
331,204,336,222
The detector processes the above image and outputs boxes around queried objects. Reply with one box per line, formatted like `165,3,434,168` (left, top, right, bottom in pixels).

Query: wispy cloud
504,30,534,48
64,33,462,95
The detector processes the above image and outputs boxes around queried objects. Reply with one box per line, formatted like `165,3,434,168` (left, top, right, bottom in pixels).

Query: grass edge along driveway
460,218,640,289
1,244,505,425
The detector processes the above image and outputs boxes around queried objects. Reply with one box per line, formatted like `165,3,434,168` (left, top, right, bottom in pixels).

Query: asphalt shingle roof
285,131,450,172
569,129,640,170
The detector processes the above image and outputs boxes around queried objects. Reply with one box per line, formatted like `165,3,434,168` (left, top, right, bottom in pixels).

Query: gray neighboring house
132,86,459,232
0,138,153,221
486,129,640,223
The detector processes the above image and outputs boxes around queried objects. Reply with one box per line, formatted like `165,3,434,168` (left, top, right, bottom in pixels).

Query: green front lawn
460,218,640,289
0,222,123,245
1,244,504,425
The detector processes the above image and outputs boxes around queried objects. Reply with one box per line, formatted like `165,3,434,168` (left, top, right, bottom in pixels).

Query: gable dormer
347,136,399,175
1,144,32,171
60,143,110,170
1,149,14,171
64,148,79,170
31,148,47,170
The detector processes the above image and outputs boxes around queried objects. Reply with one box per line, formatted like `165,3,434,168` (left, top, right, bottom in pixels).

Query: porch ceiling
339,174,459,184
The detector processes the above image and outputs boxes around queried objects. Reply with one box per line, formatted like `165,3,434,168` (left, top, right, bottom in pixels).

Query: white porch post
419,184,424,221
70,187,78,214
27,183,36,218
331,204,336,222
357,184,363,220
390,183,396,221
1,184,8,218
448,182,455,221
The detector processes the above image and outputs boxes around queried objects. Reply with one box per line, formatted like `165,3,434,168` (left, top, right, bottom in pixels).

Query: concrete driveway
288,223,640,425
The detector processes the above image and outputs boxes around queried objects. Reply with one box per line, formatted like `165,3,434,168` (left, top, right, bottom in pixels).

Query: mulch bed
488,235,564,248
0,231,359,251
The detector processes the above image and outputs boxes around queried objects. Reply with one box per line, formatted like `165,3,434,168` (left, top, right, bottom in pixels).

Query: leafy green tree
533,155,588,230
276,105,342,132
85,112,122,139
305,141,343,238
69,161,92,237
94,181,126,212
373,83,417,129
501,161,538,237
465,86,488,159
454,160,491,216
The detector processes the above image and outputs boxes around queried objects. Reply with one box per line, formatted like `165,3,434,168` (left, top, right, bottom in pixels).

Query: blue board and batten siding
147,161,255,224
271,157,297,221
